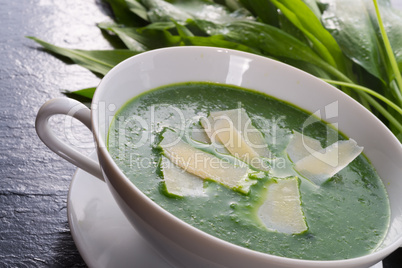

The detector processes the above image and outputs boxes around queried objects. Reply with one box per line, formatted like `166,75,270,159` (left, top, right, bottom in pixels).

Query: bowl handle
35,98,104,181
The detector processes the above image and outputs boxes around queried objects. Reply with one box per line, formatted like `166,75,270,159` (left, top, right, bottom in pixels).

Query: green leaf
194,20,340,77
27,0,402,138
382,6,402,72
27,37,139,76
140,21,176,30
220,0,245,11
125,0,149,21
277,12,309,45
284,58,334,80
173,0,254,23
270,0,345,71
386,81,402,138
141,0,192,22
368,0,402,81
320,0,387,82
142,0,253,24
63,87,96,105
389,79,402,106
105,0,145,26
372,0,402,107
136,23,182,48
98,22,148,51
181,34,264,55
65,87,96,99
239,0,279,26
173,20,194,38
302,0,322,19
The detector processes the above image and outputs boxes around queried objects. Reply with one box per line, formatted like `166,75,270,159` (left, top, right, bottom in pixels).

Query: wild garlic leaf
104,0,145,27
170,0,253,23
386,81,402,137
100,22,180,50
173,20,194,38
194,20,336,75
320,0,387,82
302,0,322,20
141,0,192,23
27,37,139,76
28,0,402,138
65,87,96,99
180,34,263,55
284,58,334,80
125,0,149,22
136,23,181,48
366,0,402,75
140,21,176,30
270,0,346,72
64,87,96,103
98,22,148,52
381,6,402,71
238,0,279,26
278,12,309,45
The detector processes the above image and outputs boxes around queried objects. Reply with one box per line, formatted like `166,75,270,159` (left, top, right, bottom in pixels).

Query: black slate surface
0,0,108,266
0,0,401,267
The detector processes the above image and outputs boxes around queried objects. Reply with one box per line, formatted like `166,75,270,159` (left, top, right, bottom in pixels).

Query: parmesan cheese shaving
160,130,256,194
160,156,206,197
287,131,363,185
258,177,308,234
201,108,271,171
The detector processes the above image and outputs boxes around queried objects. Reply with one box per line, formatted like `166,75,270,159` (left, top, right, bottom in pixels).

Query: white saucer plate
67,152,383,268
67,152,173,268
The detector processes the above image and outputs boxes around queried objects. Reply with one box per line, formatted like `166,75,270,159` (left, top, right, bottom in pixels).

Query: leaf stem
322,79,402,115
390,80,402,106
322,79,402,134
373,0,402,96
363,93,402,134
321,64,354,84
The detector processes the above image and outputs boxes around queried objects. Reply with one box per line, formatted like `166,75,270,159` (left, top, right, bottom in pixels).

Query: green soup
107,82,389,260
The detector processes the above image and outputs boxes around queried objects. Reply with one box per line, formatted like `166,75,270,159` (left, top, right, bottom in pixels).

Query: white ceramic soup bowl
36,46,402,268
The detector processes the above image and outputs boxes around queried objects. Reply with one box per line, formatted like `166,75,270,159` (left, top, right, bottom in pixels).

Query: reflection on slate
0,0,401,267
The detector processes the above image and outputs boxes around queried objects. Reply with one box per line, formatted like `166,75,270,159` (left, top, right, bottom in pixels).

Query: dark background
0,0,401,267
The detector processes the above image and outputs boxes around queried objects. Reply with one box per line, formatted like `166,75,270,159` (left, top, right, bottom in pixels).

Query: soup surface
108,82,389,260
